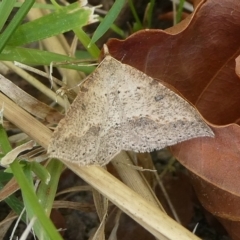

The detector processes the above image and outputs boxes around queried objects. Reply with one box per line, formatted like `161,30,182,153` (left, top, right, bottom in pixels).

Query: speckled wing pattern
48,55,214,165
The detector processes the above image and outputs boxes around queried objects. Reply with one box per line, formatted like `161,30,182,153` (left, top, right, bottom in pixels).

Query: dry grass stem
0,92,201,239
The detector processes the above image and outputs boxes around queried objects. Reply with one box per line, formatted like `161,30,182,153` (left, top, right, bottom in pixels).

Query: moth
48,46,214,165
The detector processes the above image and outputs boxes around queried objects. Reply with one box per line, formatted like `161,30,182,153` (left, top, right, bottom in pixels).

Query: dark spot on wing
155,95,164,101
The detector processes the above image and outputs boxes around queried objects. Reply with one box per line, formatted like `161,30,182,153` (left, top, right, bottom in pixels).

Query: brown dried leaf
0,178,19,201
105,0,240,237
52,200,95,212
0,212,18,239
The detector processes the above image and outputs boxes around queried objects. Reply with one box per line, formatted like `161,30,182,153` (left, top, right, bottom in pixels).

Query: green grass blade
176,0,186,23
14,2,55,10
0,0,35,53
128,0,143,31
89,0,126,46
0,126,26,219
1,185,25,218
31,161,51,184
98,16,125,38
0,46,95,74
11,160,63,240
0,124,12,153
0,0,16,32
74,28,100,58
0,170,12,182
49,0,61,9
37,159,63,216
43,0,100,59
0,125,62,239
21,163,51,240
7,2,96,47
146,0,155,28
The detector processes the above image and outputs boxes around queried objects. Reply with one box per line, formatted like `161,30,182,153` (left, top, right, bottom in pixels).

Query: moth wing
48,57,122,165
115,63,213,152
